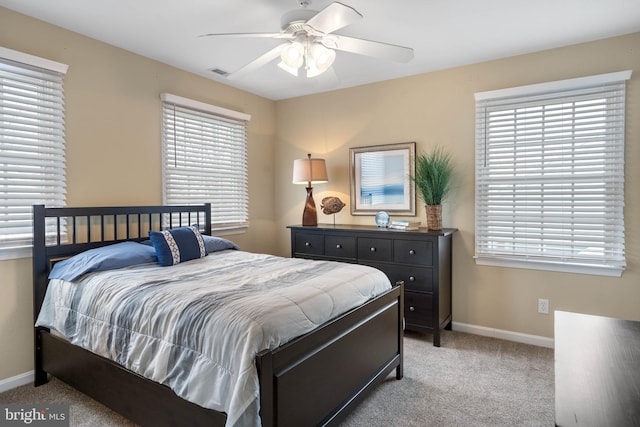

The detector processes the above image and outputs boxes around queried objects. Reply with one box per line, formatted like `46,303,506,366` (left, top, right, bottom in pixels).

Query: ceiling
2,0,639,100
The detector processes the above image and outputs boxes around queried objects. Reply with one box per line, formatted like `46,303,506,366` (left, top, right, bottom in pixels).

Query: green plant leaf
412,146,454,206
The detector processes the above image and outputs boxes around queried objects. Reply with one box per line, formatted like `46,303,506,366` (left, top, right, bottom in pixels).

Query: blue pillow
149,225,207,266
202,235,239,253
48,241,158,281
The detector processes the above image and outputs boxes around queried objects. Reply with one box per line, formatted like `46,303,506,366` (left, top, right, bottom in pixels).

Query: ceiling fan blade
304,2,362,35
227,44,284,80
325,35,414,63
199,32,293,40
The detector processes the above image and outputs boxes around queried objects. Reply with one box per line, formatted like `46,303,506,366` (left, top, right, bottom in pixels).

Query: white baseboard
0,371,34,393
452,321,554,348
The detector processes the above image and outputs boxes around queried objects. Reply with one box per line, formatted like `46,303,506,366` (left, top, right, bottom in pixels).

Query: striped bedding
36,249,391,427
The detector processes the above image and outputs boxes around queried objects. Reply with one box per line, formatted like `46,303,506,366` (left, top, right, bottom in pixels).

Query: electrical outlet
538,298,549,314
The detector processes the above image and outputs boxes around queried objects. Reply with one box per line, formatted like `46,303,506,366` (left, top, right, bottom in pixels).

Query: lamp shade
307,43,336,78
281,42,304,67
292,157,328,185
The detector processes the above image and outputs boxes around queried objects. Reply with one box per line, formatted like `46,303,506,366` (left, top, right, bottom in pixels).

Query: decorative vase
302,187,318,226
426,205,442,230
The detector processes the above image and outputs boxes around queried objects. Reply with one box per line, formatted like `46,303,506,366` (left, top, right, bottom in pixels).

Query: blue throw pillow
48,241,158,281
201,235,239,253
149,225,207,266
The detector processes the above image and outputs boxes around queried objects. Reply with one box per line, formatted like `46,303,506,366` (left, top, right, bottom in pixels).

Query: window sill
474,256,624,277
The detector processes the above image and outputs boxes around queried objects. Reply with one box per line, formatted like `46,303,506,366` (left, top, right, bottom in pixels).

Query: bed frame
33,204,404,427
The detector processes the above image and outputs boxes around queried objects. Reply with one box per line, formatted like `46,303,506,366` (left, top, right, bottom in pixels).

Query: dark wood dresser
288,224,456,346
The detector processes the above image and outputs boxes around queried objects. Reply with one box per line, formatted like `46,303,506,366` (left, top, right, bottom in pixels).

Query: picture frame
349,142,416,215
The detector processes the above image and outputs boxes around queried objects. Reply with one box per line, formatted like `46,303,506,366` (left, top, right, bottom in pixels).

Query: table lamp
292,153,328,226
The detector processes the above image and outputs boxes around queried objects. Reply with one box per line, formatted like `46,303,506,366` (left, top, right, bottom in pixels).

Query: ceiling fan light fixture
306,43,335,77
281,42,305,68
311,43,335,68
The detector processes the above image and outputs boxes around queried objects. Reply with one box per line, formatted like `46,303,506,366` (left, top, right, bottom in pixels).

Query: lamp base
302,187,318,226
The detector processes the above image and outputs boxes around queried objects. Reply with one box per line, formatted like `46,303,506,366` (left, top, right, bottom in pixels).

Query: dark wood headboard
32,203,211,323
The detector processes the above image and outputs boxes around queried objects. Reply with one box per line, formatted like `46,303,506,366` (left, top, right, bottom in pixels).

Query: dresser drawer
325,235,356,259
404,291,433,328
294,232,324,256
394,239,433,266
377,264,433,293
357,237,392,262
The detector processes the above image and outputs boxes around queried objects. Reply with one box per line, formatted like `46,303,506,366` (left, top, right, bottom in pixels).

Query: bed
32,204,404,427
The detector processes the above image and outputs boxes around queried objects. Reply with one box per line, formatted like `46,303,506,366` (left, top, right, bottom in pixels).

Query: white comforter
36,250,391,426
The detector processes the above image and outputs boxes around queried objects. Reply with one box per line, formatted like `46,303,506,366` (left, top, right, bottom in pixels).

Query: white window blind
475,71,631,277
0,48,67,259
161,93,251,232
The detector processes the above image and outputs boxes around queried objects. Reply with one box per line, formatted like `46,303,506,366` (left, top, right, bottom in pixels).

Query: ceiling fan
200,1,414,79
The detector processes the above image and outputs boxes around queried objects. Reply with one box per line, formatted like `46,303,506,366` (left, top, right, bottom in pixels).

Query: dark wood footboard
257,284,403,427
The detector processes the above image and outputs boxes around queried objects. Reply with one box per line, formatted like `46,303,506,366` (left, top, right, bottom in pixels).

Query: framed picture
349,142,416,215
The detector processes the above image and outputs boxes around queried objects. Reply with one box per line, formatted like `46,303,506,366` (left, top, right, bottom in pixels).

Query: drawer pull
409,276,415,282
409,306,415,312
336,244,342,249
409,249,415,255
305,242,310,247
370,247,376,252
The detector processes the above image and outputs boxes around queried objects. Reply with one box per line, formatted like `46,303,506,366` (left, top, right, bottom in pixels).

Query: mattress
36,249,391,426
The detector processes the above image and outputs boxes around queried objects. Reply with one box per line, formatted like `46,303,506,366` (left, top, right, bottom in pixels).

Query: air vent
210,68,230,77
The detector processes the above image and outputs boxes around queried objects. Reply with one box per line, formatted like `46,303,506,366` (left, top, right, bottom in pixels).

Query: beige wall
275,32,640,339
0,8,277,381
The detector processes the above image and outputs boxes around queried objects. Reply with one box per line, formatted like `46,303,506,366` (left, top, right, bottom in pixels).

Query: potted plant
412,146,454,230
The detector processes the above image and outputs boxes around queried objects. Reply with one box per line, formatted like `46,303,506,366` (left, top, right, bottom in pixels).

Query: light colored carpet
0,330,554,426
341,331,554,426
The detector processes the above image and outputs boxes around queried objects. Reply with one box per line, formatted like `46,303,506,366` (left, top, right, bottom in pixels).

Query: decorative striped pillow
149,225,207,266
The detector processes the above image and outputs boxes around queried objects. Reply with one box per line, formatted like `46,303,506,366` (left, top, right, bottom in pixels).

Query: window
161,93,251,232
0,47,68,260
475,71,631,277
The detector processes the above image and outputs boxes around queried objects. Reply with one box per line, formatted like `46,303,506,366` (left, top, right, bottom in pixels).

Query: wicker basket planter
426,205,443,230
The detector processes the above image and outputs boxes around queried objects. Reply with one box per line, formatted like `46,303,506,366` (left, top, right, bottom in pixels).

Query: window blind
0,50,67,259
161,94,250,232
475,71,630,277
